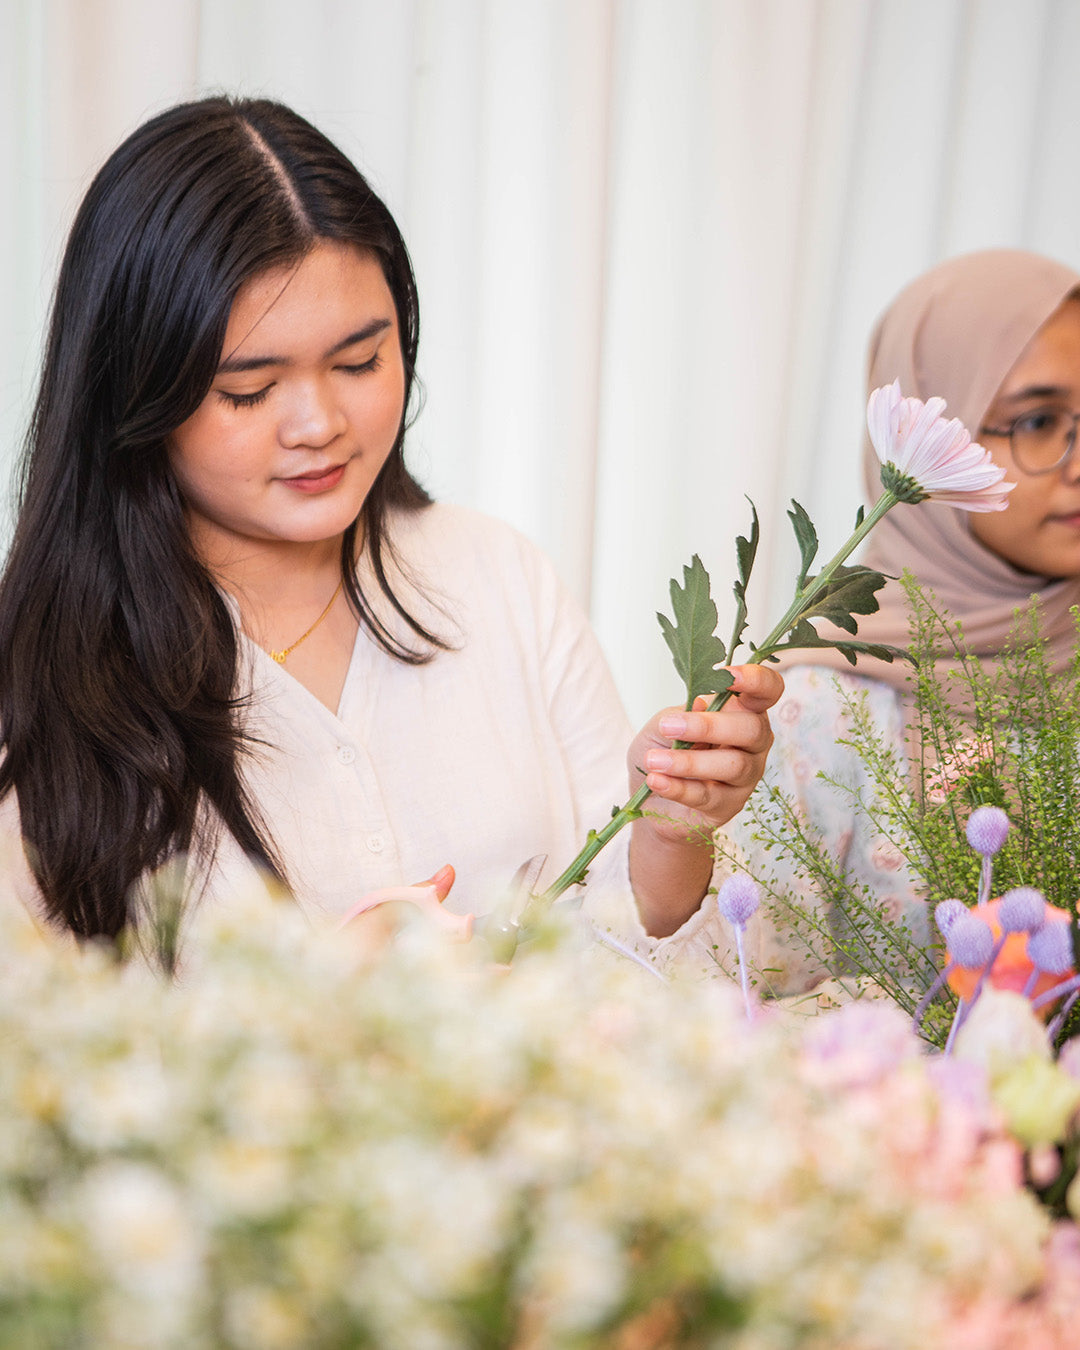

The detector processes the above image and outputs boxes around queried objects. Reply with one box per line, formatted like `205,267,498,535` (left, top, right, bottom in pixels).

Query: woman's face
973,295,1080,578
168,241,406,569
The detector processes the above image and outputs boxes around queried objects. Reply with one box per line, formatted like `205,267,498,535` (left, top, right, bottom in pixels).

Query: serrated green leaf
657,555,730,708
735,500,760,591
787,500,819,589
726,501,760,663
801,565,888,630
770,616,912,667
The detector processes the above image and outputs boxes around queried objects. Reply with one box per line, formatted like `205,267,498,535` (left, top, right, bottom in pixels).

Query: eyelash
220,386,271,409
217,354,383,409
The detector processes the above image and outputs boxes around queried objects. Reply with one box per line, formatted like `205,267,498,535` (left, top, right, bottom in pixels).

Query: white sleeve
527,544,742,975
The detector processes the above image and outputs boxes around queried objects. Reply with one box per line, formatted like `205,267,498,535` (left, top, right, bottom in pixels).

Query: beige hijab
785,249,1080,699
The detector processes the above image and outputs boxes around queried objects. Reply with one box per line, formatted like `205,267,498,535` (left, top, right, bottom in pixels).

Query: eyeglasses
980,406,1080,476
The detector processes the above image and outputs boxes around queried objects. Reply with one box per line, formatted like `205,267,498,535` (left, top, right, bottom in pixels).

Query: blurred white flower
953,987,1051,1081
0,888,1074,1345
79,1161,203,1301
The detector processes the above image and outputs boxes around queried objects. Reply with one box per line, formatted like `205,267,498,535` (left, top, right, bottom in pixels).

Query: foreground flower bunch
916,808,1080,1048
521,381,1011,937
892,804,1080,1221
2,894,1079,1349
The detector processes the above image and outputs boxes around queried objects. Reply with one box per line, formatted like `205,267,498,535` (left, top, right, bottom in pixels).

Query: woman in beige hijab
732,249,1080,995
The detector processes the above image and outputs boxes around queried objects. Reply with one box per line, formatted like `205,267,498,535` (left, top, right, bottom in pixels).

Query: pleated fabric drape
3,0,1079,721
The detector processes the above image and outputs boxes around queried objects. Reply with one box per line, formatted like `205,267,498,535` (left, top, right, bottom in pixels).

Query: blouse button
367,834,385,853
337,745,356,765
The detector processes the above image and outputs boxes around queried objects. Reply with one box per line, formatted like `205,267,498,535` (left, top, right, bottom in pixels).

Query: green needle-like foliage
727,578,1080,1046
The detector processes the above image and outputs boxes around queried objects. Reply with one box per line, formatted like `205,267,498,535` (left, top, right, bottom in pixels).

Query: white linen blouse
1,502,732,975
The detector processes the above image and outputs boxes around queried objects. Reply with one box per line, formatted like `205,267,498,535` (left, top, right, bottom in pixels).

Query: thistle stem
943,997,966,1056
911,964,953,1031
734,924,753,1022
530,488,899,915
976,855,993,908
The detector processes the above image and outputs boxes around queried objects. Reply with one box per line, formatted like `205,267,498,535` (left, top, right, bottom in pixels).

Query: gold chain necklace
268,579,344,665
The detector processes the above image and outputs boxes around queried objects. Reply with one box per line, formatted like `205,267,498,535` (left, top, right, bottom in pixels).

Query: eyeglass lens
1011,408,1079,473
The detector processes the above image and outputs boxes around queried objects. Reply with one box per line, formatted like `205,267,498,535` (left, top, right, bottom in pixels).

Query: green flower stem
530,487,900,916
737,487,899,678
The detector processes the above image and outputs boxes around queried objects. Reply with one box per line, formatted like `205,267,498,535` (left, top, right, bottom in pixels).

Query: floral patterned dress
726,664,931,996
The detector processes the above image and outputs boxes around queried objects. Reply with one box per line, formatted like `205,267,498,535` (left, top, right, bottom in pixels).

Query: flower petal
866,384,1016,512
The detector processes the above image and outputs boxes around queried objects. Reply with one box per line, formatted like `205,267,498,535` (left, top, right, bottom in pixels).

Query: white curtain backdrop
3,0,1080,724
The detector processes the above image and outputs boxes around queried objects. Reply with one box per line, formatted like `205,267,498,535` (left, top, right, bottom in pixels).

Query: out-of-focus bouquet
2,892,1080,1350
719,528,1080,1236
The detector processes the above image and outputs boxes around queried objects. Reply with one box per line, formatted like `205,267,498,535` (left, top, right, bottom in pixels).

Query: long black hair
0,96,443,941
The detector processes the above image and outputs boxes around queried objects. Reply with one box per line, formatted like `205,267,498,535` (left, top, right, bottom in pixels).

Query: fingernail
658,716,686,739
646,749,673,771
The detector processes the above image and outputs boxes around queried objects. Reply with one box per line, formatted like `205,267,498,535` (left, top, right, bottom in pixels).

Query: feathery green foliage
727,579,1080,1045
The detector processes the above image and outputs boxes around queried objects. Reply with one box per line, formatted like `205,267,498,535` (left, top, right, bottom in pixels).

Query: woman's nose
278,380,348,449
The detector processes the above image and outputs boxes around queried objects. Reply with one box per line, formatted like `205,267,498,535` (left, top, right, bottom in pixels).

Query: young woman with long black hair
0,96,779,963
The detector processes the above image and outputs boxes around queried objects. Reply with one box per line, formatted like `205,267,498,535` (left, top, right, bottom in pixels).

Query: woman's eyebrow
325,318,392,358
216,317,393,375
996,383,1070,406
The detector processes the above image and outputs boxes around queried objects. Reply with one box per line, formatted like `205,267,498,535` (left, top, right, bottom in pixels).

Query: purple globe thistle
965,806,1010,857
940,915,997,1056
965,806,1010,908
935,899,967,937
717,875,761,928
946,913,995,970
913,912,995,1045
998,887,1046,935
1027,923,1074,978
716,874,761,1024
1027,924,1080,1040
969,889,1047,1013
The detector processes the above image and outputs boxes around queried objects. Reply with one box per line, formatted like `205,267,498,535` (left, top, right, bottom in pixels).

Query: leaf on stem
657,555,730,708
769,617,911,667
728,501,760,661
788,500,819,590
800,563,888,633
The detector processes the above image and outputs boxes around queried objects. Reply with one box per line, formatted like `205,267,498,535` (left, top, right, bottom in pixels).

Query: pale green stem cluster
527,487,900,918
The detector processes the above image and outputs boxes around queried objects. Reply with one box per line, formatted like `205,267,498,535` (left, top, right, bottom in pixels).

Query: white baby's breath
0,895,1076,1346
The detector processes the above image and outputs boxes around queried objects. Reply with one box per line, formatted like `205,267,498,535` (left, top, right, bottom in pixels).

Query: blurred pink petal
867,379,1014,512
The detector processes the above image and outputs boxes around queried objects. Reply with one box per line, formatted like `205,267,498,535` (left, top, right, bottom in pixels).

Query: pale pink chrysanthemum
867,378,1014,511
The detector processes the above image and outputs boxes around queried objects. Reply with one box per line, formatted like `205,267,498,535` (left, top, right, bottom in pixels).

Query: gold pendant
270,650,287,664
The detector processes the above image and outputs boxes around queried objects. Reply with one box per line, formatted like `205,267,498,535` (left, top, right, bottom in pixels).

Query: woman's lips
279,463,347,494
